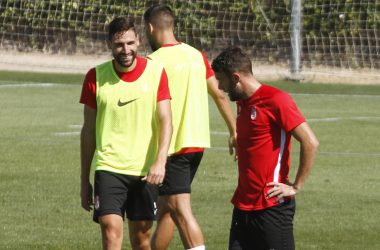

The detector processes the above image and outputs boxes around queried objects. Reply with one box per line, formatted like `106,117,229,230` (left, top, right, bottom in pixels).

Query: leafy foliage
0,0,379,67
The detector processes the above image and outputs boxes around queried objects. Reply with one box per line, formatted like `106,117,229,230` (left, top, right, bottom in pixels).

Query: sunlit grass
0,71,379,249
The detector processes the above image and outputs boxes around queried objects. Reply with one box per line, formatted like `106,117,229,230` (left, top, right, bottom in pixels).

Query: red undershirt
80,57,171,109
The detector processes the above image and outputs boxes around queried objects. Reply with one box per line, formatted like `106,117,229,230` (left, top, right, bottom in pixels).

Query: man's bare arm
80,105,97,211
207,75,237,160
266,122,319,203
142,99,173,185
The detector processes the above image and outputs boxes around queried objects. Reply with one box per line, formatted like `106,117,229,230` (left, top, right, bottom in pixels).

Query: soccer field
0,71,380,249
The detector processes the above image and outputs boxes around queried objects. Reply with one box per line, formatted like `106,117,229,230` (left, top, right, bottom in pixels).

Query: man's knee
129,220,153,250
99,215,124,248
130,235,151,250
103,230,123,248
165,194,192,214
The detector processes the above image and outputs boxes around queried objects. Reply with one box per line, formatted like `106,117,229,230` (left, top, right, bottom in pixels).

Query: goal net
1,0,380,80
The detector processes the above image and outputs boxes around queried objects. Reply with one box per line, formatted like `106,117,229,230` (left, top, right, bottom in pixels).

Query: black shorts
93,170,158,223
229,198,296,250
158,152,203,196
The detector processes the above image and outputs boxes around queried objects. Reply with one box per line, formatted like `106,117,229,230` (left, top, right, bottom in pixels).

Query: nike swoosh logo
118,98,139,107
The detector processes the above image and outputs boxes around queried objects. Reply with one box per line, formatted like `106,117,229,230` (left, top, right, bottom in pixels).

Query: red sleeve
272,91,306,132
79,68,97,109
157,68,171,102
199,50,215,79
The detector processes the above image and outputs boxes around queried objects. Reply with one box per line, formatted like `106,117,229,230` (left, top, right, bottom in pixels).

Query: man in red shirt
212,46,319,250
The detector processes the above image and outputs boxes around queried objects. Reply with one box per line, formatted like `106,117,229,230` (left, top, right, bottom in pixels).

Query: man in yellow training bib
144,5,237,250
80,17,173,250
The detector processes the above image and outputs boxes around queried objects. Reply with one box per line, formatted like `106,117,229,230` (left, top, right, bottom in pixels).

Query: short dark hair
108,17,136,41
144,4,174,30
211,46,253,77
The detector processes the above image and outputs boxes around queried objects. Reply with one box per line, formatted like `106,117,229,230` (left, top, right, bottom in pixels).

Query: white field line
0,137,78,143
53,132,81,136
1,82,380,99
0,136,378,157
307,117,380,122
289,93,380,98
53,125,82,136
210,131,230,135
211,117,380,124
0,82,80,87
205,147,380,157
54,130,230,136
58,118,379,136
315,152,380,157
68,125,82,128
55,131,229,136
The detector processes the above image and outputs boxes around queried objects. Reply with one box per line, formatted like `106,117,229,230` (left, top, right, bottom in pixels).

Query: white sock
187,246,205,250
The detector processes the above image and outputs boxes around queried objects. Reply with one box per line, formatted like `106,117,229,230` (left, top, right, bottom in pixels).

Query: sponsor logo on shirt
251,106,257,120
118,98,139,107
174,62,202,71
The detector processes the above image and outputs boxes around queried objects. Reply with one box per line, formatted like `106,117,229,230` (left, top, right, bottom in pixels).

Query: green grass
0,70,84,85
0,70,380,249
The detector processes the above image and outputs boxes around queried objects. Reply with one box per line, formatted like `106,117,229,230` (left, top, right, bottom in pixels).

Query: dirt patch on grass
1,50,379,85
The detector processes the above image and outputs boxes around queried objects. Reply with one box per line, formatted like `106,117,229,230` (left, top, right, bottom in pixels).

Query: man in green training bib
80,17,173,250
144,5,237,250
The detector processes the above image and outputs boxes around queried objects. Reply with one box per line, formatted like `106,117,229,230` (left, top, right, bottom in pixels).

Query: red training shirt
232,84,306,211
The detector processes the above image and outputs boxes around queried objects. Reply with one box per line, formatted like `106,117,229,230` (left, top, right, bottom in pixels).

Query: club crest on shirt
94,195,100,210
251,106,257,120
